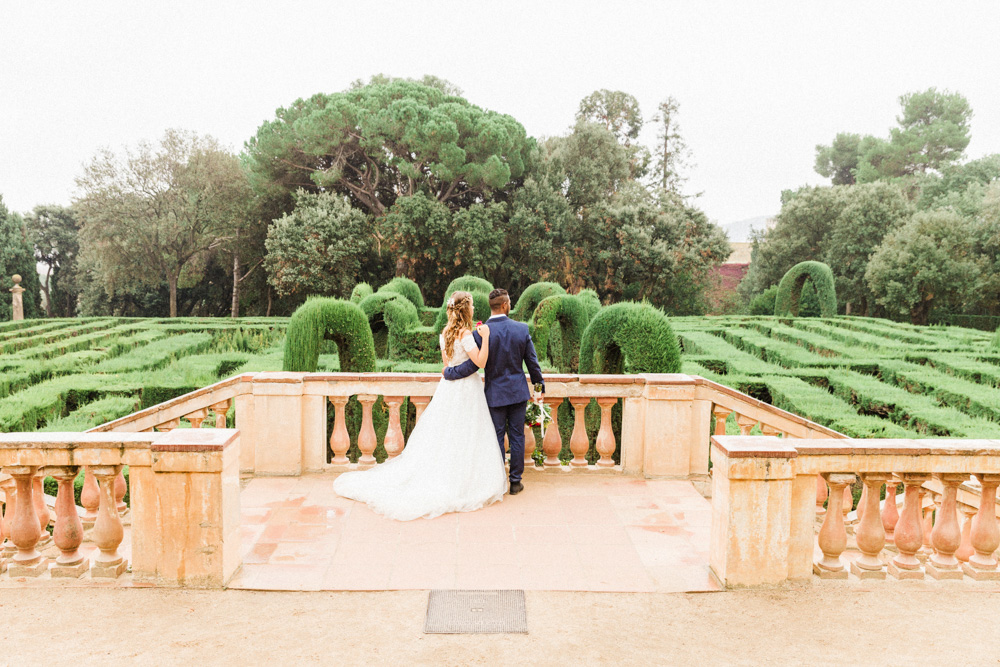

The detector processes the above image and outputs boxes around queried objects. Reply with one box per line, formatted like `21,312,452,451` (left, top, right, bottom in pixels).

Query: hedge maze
6,273,998,444
674,315,1000,439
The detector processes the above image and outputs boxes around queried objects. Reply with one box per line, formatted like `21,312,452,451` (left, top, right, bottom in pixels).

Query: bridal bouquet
524,385,551,436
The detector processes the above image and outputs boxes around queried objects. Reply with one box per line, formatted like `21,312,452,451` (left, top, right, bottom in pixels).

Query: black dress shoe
509,481,524,495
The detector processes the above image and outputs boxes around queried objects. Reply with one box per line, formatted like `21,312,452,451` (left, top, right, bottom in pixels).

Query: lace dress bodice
440,332,478,367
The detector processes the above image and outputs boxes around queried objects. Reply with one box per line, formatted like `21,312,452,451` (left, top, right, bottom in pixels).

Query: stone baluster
852,473,889,579
889,473,930,579
964,474,1000,580
185,408,208,429
90,465,127,578
595,397,618,467
882,478,900,545
524,424,537,468
410,396,431,424
81,467,100,530
956,503,976,563
157,418,180,432
712,406,731,436
50,466,88,577
383,396,405,458
32,470,52,546
1,475,18,559
568,397,590,467
927,474,966,579
542,398,563,467
919,489,936,560
760,424,780,437
6,466,47,576
211,399,231,428
815,474,828,517
814,473,854,578
841,483,854,519
328,396,351,465
735,413,756,436
356,394,378,467
115,469,128,514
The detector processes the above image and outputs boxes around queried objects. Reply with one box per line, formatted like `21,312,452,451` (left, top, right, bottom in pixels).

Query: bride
333,290,508,521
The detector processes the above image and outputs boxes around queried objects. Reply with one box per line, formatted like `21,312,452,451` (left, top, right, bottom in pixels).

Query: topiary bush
532,294,592,373
774,261,837,318
359,291,438,361
283,298,377,372
350,282,373,303
993,326,1000,351
578,302,682,374
378,277,425,309
511,282,566,321
433,275,494,330
576,289,602,321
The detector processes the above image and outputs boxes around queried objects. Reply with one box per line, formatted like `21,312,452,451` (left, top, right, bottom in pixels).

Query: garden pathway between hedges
231,470,718,592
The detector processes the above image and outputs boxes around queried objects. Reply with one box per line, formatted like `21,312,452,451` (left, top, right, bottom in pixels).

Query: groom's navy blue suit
443,315,545,484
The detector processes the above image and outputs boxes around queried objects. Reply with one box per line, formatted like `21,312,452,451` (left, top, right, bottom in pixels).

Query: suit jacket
442,315,545,407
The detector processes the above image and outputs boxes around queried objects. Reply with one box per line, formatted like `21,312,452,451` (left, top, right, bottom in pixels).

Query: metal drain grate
424,589,528,634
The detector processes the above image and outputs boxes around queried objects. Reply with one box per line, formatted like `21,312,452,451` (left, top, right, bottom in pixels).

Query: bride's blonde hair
442,291,475,358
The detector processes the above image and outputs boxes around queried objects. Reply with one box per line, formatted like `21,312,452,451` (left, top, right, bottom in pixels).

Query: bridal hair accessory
447,298,456,307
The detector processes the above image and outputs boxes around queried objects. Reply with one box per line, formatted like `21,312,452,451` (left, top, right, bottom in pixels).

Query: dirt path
4,586,999,665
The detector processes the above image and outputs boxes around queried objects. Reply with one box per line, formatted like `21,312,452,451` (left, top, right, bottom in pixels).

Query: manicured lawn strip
764,323,859,358
825,369,1000,438
18,323,147,360
0,374,143,432
833,318,942,346
794,320,920,354
878,360,1000,422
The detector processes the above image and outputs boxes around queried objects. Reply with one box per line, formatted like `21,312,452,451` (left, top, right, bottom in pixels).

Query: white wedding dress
333,332,508,521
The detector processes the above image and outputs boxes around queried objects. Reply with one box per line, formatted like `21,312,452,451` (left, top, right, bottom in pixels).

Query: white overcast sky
2,1,999,228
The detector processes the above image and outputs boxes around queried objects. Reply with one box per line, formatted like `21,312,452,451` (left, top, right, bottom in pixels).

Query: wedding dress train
333,332,507,521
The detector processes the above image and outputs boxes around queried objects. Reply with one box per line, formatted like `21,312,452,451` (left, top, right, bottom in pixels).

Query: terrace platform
229,470,718,593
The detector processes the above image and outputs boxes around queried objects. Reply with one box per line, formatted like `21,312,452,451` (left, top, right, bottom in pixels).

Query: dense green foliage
579,303,682,374
350,283,373,303
283,298,376,372
511,282,566,321
378,277,425,309
775,262,837,318
433,275,494,330
0,196,42,321
531,294,593,373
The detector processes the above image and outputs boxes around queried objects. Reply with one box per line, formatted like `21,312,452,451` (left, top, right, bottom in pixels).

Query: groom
443,288,545,495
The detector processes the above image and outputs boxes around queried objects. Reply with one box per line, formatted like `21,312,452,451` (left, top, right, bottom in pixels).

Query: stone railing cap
794,438,1000,456
0,432,156,449
711,435,798,458
151,428,239,452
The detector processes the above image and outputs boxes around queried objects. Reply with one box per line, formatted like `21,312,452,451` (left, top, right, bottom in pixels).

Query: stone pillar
9,274,25,321
963,474,1000,580
888,473,930,579
90,465,127,578
851,473,889,579
709,436,797,587
635,376,708,478
252,373,305,475
6,465,47,576
130,429,241,587
927,473,965,579
814,473,853,579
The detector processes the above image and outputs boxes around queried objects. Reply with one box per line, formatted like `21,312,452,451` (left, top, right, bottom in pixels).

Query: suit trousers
489,402,527,483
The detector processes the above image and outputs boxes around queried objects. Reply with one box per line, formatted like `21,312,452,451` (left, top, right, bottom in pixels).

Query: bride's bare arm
464,326,490,368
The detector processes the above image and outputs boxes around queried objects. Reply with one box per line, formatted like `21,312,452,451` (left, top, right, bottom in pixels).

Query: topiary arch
511,282,565,321
378,276,425,309
350,282,373,303
578,302,681,374
434,275,494,330
283,298,377,372
774,261,837,318
531,294,593,373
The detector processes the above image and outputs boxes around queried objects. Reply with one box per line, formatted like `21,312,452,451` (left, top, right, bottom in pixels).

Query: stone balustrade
0,430,240,587
710,435,1000,587
88,372,842,484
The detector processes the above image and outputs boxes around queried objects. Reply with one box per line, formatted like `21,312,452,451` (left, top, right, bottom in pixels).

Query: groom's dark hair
489,288,510,310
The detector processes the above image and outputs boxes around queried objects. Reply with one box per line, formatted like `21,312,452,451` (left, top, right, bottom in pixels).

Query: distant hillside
720,215,774,243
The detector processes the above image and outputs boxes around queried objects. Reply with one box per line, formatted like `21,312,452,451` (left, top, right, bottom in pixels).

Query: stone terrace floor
229,470,718,593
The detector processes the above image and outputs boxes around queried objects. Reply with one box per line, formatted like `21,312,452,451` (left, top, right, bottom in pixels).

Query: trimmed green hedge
359,291,438,362
350,283,373,303
283,298,377,372
579,302,682,374
378,277,425,309
532,294,591,373
993,326,1000,351
774,261,837,318
577,289,602,321
511,282,565,321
